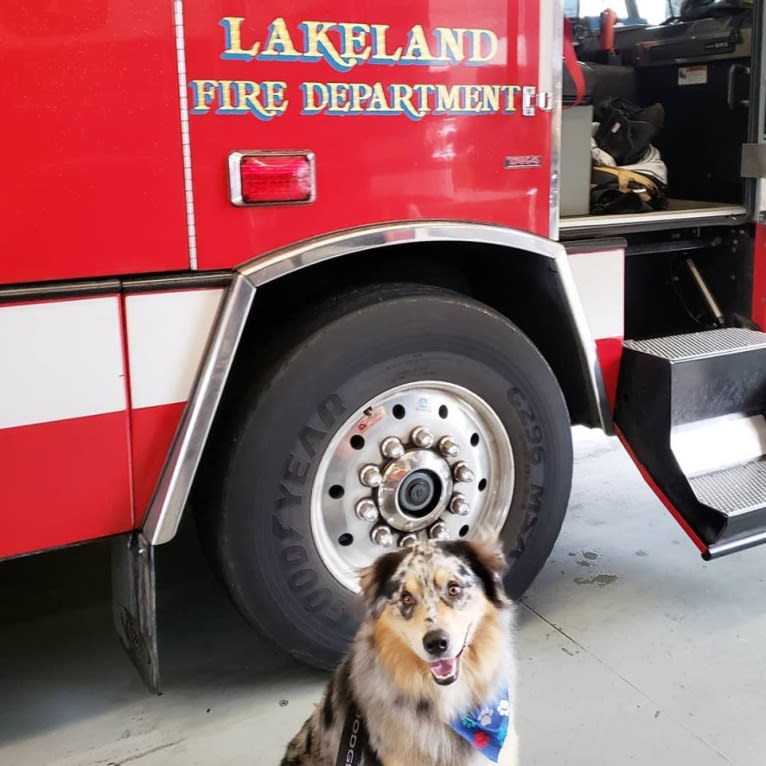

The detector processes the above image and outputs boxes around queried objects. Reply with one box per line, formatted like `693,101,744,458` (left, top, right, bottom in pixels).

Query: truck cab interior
560,0,758,237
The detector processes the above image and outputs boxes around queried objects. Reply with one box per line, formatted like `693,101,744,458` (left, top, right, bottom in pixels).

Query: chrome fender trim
143,275,255,545
143,221,609,546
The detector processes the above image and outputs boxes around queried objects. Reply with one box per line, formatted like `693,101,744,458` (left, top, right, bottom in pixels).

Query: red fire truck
3,0,765,689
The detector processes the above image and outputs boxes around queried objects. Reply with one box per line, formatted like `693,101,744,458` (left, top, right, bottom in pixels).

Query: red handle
600,8,617,53
563,17,585,108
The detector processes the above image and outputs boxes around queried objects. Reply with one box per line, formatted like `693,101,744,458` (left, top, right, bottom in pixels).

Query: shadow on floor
0,519,316,750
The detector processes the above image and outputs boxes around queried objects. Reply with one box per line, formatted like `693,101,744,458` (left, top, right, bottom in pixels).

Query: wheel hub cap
311,381,515,592
378,450,453,530
399,472,435,514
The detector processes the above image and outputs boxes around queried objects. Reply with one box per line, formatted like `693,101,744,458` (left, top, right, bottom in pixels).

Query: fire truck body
2,0,765,686
2,0,561,554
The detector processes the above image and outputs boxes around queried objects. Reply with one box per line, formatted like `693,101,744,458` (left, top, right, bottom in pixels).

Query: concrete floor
1,428,764,766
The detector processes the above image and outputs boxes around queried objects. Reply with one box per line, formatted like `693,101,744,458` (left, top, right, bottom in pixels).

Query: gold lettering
349,82,373,111
217,80,236,111
301,21,349,70
466,85,483,112
337,22,371,66
433,27,466,63
467,29,498,64
235,81,270,118
190,80,219,112
328,82,351,112
434,84,461,112
413,83,435,113
367,82,392,112
502,85,522,113
401,24,435,62
220,17,260,60
389,83,421,119
261,17,300,58
369,24,402,63
302,82,329,113
264,80,289,114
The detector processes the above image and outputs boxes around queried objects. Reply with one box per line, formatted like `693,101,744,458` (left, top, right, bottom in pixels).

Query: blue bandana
449,684,510,763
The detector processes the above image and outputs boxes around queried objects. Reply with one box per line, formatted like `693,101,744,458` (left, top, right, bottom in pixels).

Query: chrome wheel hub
311,381,515,592
378,449,453,531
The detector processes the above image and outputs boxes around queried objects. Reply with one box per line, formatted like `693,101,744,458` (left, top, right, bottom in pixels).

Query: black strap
335,704,376,766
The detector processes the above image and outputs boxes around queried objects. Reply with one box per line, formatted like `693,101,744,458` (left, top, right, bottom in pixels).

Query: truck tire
211,283,572,669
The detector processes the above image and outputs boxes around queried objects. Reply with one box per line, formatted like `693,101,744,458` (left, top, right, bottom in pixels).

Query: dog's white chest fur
353,625,518,766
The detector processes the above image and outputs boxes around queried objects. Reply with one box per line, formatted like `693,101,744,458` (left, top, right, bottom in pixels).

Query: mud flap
111,532,161,694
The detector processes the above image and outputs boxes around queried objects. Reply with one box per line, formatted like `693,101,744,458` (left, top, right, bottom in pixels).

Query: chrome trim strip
549,0,563,240
565,238,627,255
240,221,611,432
145,222,611,545
560,205,747,233
228,150,317,207
172,0,198,270
554,248,613,434
240,221,562,284
143,275,256,545
705,529,766,560
0,278,121,304
122,271,232,293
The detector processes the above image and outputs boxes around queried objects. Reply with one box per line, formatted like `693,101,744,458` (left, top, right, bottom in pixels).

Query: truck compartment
560,7,753,235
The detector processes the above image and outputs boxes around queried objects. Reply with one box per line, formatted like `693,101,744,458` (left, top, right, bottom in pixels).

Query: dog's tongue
429,658,457,677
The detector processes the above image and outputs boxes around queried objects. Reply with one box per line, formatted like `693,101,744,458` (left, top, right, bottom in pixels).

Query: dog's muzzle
423,628,461,685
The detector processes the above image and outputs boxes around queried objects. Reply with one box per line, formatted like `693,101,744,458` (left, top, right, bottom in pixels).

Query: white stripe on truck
568,248,624,340
125,288,223,409
0,296,127,429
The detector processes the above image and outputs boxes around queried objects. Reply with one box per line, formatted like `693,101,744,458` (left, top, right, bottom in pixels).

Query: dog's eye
447,582,462,597
401,591,416,607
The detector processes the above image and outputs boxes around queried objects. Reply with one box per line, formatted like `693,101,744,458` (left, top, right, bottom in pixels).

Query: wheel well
214,241,600,430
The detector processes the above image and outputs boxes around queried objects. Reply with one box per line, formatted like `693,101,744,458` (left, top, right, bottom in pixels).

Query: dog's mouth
428,653,462,685
427,626,471,686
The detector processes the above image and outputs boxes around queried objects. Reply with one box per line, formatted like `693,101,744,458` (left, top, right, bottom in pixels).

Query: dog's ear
358,549,406,614
442,535,508,606
467,530,508,578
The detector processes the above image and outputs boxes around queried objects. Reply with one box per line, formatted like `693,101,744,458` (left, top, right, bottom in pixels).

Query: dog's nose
423,629,451,656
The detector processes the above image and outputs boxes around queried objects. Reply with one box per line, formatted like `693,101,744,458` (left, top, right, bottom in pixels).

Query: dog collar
449,683,510,763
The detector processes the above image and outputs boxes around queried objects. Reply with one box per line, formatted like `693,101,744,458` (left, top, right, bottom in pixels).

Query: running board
615,328,766,559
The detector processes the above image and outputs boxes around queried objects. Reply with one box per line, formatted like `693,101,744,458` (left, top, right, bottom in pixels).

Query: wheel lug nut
381,437,405,459
429,521,449,541
450,493,470,515
371,525,394,547
438,436,460,458
355,498,379,522
453,461,474,483
359,464,382,488
411,426,434,449
399,533,419,548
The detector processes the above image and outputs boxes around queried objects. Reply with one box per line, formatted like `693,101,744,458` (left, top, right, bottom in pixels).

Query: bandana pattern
449,684,510,763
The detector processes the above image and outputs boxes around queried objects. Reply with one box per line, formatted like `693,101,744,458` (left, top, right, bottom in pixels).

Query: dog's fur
281,537,518,766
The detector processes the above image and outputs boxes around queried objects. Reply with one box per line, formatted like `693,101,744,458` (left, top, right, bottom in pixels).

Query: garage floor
1,428,764,766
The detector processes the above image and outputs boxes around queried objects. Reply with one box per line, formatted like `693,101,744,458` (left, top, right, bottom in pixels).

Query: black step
616,328,766,558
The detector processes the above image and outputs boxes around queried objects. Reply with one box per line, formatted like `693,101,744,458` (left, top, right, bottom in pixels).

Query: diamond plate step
617,327,766,558
689,459,766,516
624,328,766,361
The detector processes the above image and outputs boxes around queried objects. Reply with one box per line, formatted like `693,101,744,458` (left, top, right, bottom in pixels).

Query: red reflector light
232,153,314,206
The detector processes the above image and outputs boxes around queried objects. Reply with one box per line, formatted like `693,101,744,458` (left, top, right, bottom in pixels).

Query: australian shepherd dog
281,537,518,766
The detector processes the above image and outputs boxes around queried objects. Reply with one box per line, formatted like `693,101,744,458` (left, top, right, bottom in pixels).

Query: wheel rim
311,381,515,592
